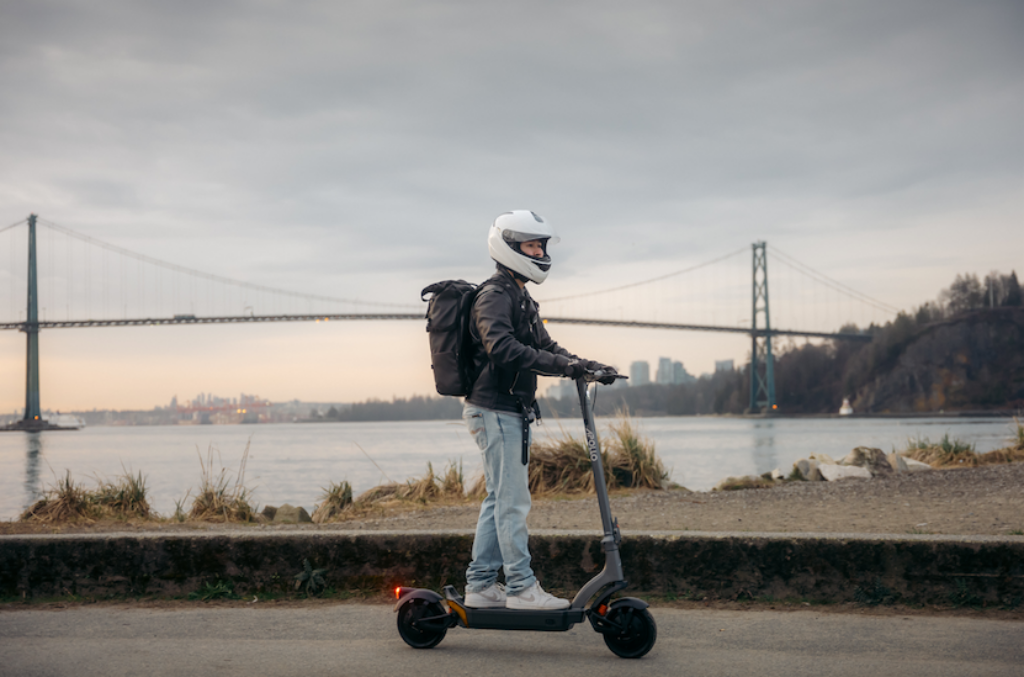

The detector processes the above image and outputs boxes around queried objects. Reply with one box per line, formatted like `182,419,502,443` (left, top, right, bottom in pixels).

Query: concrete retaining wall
2,530,1022,606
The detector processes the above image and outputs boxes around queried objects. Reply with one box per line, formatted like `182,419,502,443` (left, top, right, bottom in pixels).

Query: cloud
0,0,1021,408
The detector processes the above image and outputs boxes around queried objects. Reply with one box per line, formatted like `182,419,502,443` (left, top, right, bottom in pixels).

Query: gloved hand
558,357,588,380
581,356,618,383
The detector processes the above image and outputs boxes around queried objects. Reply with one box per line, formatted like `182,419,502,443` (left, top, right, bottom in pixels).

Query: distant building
546,380,576,400
673,361,696,384
656,357,696,385
655,357,673,384
715,359,734,373
630,360,650,386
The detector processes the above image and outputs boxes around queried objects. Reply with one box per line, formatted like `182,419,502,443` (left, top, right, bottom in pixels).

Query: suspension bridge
1,214,896,431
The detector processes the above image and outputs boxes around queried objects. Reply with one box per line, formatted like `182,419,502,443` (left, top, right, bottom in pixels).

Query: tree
1004,271,1022,307
942,273,984,314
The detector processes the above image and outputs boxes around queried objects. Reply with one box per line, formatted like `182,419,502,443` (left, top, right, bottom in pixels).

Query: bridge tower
749,241,776,413
23,214,42,424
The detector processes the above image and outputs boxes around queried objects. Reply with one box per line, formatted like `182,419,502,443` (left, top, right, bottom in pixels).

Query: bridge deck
0,314,872,341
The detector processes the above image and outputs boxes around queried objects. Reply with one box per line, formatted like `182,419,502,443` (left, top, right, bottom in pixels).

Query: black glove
559,357,587,380
594,364,619,385
581,359,618,384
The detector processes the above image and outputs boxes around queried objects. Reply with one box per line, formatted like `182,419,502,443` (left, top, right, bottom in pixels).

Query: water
1,416,1017,521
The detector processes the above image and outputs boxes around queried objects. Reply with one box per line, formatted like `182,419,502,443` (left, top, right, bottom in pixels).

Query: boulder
261,505,278,521
904,458,933,473
272,504,312,524
809,452,837,465
886,452,909,473
770,467,786,481
794,458,823,481
819,463,872,482
840,447,894,476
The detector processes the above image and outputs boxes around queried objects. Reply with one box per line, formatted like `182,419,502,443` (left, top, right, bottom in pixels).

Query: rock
272,504,312,524
819,463,872,481
809,452,837,465
770,468,786,481
840,447,894,476
794,459,823,481
904,458,933,473
261,505,278,521
886,452,909,473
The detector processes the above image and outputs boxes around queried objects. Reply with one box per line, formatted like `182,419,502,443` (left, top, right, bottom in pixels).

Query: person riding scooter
462,210,617,611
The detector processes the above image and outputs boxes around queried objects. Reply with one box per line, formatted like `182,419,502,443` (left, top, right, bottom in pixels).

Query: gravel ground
330,463,1024,536
3,464,1022,537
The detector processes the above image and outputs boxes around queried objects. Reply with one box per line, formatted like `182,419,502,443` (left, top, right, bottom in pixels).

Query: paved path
1,604,1021,677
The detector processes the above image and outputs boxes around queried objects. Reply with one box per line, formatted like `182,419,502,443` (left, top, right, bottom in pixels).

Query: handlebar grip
584,370,628,383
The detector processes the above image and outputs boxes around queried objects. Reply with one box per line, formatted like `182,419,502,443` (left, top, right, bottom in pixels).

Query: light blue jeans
463,403,536,595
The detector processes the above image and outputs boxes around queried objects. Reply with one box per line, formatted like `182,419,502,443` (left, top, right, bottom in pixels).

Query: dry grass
528,414,667,495
19,468,151,523
714,476,777,491
903,434,979,467
903,422,1024,468
186,442,258,522
315,460,469,523
92,469,151,518
605,413,669,490
529,432,599,494
19,471,96,523
311,480,353,523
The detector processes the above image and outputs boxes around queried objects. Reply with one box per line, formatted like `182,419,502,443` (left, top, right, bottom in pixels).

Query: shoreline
2,409,1021,429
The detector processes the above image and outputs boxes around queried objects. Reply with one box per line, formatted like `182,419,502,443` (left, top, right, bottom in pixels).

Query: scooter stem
576,377,617,542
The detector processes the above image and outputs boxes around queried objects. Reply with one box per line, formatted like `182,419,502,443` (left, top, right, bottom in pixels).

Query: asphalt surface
1,604,1021,677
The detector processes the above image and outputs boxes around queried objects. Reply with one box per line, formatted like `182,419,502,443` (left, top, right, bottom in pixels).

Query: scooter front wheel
396,598,448,649
602,605,657,658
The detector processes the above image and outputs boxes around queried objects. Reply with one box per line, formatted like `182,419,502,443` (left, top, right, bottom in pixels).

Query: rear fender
609,597,649,611
393,587,444,612
588,597,650,635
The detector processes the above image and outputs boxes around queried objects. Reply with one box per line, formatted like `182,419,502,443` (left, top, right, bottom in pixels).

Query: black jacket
465,270,575,413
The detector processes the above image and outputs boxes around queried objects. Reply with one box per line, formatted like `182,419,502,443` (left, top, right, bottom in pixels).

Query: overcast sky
1,0,1022,412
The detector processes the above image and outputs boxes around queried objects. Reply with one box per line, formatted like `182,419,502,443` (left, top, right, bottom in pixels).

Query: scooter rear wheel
396,598,448,649
602,606,657,658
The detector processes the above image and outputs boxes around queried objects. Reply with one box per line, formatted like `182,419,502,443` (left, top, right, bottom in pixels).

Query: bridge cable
0,217,27,235
37,218,420,310
539,245,748,303
769,247,900,315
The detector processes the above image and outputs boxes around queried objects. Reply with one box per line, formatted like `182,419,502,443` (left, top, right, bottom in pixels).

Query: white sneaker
506,582,570,610
465,582,507,608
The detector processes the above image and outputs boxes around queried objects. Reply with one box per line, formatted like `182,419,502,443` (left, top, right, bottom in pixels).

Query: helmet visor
501,229,556,244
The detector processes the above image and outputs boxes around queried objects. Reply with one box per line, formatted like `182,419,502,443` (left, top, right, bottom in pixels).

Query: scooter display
393,371,657,659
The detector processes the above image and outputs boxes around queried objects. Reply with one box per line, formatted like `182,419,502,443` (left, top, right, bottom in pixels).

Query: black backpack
421,280,482,397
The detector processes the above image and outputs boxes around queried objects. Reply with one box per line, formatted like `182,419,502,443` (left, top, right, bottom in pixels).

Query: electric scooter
393,371,657,659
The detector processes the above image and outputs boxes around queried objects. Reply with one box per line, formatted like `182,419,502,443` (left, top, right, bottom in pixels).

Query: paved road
1,604,1021,677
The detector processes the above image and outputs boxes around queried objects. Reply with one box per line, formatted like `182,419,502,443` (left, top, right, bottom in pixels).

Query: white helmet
488,210,560,284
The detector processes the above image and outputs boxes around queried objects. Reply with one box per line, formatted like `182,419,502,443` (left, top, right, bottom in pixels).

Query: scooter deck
460,606,586,632
445,586,587,632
